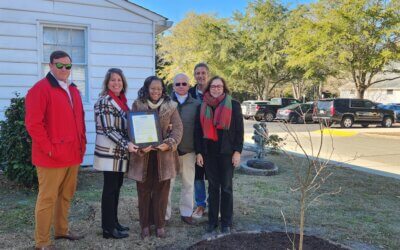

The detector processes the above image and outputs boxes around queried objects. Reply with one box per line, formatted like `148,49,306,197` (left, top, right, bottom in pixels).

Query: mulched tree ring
189,231,349,250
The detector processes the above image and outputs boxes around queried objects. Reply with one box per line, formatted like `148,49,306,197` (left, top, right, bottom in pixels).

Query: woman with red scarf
93,68,138,239
195,76,244,234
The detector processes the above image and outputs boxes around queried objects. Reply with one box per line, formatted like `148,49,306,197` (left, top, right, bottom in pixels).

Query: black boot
115,222,130,231
103,228,129,239
205,224,218,233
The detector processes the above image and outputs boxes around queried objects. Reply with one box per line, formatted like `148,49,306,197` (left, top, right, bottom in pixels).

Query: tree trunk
299,193,306,250
292,83,300,100
318,82,322,99
263,80,270,100
356,87,366,99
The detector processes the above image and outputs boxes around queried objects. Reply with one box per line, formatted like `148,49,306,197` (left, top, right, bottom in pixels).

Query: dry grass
0,151,399,249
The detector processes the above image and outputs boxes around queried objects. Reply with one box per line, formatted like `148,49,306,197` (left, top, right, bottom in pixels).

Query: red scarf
200,92,232,141
108,90,129,112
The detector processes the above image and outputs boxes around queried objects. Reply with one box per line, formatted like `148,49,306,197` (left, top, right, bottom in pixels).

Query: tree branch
370,76,400,85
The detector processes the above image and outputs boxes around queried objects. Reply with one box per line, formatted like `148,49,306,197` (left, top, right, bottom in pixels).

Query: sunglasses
174,82,188,87
54,62,72,70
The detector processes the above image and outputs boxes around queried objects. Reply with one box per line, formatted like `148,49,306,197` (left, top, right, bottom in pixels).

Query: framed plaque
127,111,162,147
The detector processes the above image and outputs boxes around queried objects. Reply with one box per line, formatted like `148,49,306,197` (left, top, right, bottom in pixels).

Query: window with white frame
387,89,394,95
42,26,87,100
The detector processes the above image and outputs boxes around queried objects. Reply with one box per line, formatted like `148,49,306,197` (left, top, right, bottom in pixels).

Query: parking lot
244,119,400,179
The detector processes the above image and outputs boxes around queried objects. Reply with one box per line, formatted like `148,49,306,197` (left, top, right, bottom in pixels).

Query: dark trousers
137,151,170,229
204,153,234,227
101,171,124,231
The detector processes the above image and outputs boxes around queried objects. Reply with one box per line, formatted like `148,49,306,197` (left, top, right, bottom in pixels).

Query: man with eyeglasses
25,50,86,250
166,73,201,225
188,63,210,219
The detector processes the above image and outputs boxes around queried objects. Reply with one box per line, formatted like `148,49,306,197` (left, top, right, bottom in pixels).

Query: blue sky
132,0,315,23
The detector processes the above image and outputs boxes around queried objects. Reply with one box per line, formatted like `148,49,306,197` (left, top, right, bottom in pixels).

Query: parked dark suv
314,98,395,128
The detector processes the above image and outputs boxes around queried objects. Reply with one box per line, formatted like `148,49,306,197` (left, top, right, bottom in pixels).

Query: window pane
71,65,86,97
71,46,85,63
42,26,87,100
71,65,85,81
42,64,50,77
43,45,56,62
43,27,56,44
74,80,86,97
364,101,374,108
57,28,70,45
45,45,72,61
71,30,84,46
351,100,363,108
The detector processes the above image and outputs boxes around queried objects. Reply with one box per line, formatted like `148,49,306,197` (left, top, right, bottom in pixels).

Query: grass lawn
0,151,399,249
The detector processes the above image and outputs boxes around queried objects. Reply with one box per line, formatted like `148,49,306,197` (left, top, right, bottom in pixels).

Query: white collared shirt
175,93,188,104
196,85,203,100
50,72,72,106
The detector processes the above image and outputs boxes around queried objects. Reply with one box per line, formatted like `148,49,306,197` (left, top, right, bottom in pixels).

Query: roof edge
106,0,168,21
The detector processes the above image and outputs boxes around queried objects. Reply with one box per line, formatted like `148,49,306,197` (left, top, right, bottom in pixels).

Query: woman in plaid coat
93,68,138,239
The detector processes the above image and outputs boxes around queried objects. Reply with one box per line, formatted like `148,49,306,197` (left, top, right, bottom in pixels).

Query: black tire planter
238,160,278,176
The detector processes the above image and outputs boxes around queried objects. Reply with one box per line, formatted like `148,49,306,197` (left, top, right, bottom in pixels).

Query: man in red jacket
25,50,87,250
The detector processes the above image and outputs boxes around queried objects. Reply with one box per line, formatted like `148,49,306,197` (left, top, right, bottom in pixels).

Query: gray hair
173,73,190,83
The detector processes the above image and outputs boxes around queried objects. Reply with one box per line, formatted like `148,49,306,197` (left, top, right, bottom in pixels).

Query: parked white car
241,100,270,119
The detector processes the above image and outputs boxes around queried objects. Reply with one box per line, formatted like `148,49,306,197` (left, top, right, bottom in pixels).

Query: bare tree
267,115,341,250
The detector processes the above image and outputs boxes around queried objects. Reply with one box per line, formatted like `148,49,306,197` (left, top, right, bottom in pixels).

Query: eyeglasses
174,82,188,87
54,62,72,70
210,85,223,89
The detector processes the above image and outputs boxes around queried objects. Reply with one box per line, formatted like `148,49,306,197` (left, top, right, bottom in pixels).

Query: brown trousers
35,165,79,248
136,152,170,229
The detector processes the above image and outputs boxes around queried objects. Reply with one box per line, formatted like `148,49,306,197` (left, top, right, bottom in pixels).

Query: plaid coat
93,94,130,172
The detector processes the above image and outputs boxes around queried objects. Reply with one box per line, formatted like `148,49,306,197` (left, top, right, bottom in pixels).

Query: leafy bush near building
0,93,36,187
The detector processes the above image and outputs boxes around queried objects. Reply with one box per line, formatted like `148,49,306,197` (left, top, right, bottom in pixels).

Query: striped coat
93,94,130,172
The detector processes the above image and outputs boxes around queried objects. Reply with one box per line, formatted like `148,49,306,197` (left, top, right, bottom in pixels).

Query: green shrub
0,93,37,187
266,134,285,153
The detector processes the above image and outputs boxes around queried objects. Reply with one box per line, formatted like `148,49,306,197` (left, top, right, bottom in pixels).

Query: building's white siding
0,0,164,165
340,89,400,103
364,90,400,104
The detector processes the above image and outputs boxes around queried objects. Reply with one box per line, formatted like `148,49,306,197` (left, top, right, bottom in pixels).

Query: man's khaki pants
166,152,196,219
35,165,79,248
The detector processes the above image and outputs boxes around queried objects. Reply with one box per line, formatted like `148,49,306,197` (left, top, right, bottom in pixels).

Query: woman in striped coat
93,68,138,239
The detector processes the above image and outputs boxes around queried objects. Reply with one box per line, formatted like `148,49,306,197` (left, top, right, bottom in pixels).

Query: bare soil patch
189,232,348,250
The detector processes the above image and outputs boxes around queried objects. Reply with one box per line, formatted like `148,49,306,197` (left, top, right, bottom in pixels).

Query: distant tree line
156,0,400,101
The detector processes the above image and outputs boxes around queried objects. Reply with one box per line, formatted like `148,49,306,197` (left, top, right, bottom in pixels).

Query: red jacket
25,73,86,168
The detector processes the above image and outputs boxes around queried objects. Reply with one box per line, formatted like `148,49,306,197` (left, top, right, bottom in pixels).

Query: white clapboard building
0,0,172,165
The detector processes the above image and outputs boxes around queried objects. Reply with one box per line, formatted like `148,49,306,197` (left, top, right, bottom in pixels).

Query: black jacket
195,99,244,155
189,84,202,100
